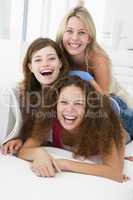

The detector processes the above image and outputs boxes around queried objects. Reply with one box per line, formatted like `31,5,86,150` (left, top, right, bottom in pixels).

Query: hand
1,138,23,155
31,148,61,177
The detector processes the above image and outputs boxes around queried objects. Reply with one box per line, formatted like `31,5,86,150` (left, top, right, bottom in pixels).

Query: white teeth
41,69,52,73
64,115,76,120
69,43,80,48
40,69,53,76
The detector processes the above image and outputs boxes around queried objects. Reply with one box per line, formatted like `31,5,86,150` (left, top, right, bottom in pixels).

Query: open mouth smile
40,69,53,76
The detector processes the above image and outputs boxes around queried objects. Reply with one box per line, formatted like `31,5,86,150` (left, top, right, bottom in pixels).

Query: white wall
102,0,133,50
0,39,22,86
0,0,11,39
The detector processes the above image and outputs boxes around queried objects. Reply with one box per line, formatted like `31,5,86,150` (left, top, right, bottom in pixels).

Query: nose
65,104,75,112
71,32,79,40
41,59,49,67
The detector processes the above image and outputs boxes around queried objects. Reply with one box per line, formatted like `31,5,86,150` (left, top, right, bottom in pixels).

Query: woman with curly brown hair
18,76,126,182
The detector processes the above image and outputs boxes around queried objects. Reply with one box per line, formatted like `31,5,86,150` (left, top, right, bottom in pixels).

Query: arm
57,132,125,182
93,55,112,94
18,138,60,177
17,137,42,161
89,79,103,94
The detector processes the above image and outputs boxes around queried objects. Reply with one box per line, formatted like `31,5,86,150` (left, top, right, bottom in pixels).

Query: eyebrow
74,99,85,103
32,55,41,59
33,53,56,59
59,98,85,102
66,27,86,31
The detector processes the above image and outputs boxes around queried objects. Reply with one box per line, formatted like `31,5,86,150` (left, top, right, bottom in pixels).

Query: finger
40,167,50,177
125,156,133,161
31,164,49,177
52,159,61,173
0,146,5,154
123,174,130,182
2,145,9,155
46,163,56,177
14,143,22,151
31,165,41,177
9,144,16,155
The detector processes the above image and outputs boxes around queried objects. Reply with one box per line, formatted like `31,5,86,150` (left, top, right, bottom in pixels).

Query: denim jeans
112,95,133,139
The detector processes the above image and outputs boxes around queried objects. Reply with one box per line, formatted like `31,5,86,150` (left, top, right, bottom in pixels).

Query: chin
62,124,76,132
67,50,78,55
41,80,54,86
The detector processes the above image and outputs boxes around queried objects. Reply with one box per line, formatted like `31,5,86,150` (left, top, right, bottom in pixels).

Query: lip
62,114,77,125
40,69,53,76
68,42,81,48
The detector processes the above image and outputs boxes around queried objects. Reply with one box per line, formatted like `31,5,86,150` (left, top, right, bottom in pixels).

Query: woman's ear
87,35,92,44
28,63,33,72
59,60,62,69
88,36,92,44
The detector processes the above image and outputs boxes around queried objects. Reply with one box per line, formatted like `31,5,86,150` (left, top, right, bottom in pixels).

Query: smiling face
29,46,62,87
57,85,86,133
63,16,90,59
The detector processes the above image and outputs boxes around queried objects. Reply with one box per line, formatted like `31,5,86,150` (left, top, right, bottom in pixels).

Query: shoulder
92,52,110,67
90,45,111,68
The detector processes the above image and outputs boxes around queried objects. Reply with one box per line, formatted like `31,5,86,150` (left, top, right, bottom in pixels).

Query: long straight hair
56,6,111,70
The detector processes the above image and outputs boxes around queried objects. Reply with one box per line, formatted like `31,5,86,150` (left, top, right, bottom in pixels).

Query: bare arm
18,137,42,161
93,55,112,94
57,132,125,182
89,79,104,94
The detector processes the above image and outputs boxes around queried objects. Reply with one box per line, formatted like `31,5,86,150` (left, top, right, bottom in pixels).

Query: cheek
57,105,62,117
30,63,39,72
54,66,60,78
63,33,68,43
78,109,85,119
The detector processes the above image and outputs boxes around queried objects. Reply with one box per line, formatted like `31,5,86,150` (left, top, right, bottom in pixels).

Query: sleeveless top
52,120,62,148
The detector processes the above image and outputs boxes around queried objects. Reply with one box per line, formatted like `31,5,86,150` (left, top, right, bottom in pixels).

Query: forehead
32,46,57,58
66,16,86,29
59,85,85,100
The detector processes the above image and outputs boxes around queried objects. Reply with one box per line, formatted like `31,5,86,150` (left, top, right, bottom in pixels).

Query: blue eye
48,57,56,60
60,100,68,104
75,102,83,105
34,59,41,62
79,31,86,35
66,29,73,34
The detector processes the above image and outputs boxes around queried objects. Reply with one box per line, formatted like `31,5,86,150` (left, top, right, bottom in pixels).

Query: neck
61,127,81,147
41,85,50,89
72,52,85,66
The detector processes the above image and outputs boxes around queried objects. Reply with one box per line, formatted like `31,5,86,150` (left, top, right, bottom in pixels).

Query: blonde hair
56,6,110,68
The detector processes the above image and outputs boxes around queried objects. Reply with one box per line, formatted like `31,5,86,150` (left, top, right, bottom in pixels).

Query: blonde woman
56,5,133,138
